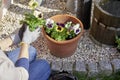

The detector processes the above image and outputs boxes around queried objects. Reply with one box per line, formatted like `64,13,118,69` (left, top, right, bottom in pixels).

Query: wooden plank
90,17,116,45
93,1,120,28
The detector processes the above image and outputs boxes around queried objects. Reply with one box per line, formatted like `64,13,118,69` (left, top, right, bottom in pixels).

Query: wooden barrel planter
90,0,120,45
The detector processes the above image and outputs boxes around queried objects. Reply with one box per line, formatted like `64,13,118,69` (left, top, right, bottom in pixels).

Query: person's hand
22,26,40,44
10,24,27,45
10,29,21,45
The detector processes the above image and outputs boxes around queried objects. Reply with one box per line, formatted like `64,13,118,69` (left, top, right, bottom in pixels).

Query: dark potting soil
100,1,120,17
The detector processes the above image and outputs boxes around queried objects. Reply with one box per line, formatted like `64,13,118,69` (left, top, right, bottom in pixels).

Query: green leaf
115,36,120,49
20,13,45,31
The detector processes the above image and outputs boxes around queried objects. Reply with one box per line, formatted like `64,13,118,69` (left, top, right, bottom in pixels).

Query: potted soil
42,14,84,58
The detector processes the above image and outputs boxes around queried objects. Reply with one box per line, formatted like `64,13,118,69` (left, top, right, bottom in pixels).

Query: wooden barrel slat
93,1,120,28
90,18,116,45
90,0,120,45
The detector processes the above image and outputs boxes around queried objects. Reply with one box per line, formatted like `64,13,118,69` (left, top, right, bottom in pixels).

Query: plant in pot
20,0,84,58
42,14,84,58
19,0,45,38
115,36,120,52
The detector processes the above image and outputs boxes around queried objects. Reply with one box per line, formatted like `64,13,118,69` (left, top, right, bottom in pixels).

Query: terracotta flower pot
42,14,84,58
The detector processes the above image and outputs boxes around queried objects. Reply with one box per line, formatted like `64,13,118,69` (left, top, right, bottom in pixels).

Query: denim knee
38,59,50,68
29,46,37,63
34,59,51,70
29,59,51,80
7,46,37,63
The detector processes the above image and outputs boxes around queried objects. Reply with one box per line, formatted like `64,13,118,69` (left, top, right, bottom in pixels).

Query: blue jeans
7,46,51,80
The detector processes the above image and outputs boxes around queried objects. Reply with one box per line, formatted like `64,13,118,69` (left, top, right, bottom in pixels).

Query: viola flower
46,19,54,29
44,19,81,41
57,23,65,27
33,11,43,18
29,0,38,10
65,21,72,29
75,28,81,35
73,24,81,35
56,26,64,32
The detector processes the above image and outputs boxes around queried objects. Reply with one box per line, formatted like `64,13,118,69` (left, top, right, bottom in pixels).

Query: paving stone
62,60,74,72
111,59,120,72
98,60,113,76
87,62,99,77
75,60,87,75
51,60,62,71
73,60,87,79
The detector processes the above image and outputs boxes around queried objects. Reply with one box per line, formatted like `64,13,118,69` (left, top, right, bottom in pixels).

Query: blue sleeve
15,58,29,71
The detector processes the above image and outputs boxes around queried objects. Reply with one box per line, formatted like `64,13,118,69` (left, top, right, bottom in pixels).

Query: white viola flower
29,0,38,9
73,24,81,35
34,11,43,18
65,21,72,29
46,18,54,25
46,18,54,29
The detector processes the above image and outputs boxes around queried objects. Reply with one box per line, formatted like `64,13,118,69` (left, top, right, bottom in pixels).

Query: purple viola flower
46,18,54,29
73,24,81,35
57,23,65,27
75,28,81,35
47,24,53,28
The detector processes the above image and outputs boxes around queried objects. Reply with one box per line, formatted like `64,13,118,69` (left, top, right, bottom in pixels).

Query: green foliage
20,13,45,31
73,70,120,80
45,23,68,41
99,70,120,80
115,36,120,49
89,71,120,80
20,0,45,31
44,21,81,41
51,25,68,41
73,72,87,80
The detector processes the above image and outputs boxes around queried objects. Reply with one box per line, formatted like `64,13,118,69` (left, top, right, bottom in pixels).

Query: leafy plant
21,0,82,41
115,36,120,49
20,13,45,31
44,19,82,41
20,0,45,31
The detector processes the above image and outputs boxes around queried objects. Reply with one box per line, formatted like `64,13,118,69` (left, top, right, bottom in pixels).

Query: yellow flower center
56,26,64,32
